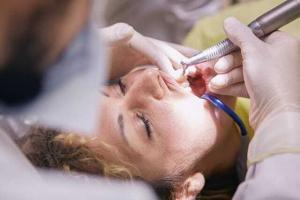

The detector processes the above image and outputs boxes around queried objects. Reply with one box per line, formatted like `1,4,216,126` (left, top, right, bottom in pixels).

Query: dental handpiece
182,0,300,67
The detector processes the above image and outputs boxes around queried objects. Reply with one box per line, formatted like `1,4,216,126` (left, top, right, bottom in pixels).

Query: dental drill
182,0,300,67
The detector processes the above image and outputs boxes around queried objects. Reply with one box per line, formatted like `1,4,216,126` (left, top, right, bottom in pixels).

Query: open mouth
184,65,215,97
187,73,206,97
158,65,215,98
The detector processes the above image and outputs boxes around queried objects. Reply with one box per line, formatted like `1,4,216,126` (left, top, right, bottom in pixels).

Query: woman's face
92,66,237,181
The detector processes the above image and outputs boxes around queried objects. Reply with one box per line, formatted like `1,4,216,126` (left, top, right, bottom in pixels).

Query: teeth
171,69,183,79
172,69,187,84
185,65,197,75
184,86,192,93
181,81,190,88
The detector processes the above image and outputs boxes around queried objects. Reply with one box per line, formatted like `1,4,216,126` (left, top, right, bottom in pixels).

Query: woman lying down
17,66,247,200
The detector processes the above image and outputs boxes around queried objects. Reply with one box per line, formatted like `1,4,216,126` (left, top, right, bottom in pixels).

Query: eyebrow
100,91,109,97
107,78,120,86
118,114,128,143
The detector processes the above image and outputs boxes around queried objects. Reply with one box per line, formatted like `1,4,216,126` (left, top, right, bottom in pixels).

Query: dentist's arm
212,18,300,199
209,17,300,129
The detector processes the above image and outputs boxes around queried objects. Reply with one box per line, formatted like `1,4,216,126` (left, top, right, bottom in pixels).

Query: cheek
96,99,121,145
158,99,219,154
181,109,218,147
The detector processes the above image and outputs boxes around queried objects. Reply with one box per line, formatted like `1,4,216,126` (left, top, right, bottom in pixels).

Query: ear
174,172,205,200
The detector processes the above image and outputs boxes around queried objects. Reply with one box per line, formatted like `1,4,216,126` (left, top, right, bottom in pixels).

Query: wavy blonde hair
17,126,239,200
17,127,133,179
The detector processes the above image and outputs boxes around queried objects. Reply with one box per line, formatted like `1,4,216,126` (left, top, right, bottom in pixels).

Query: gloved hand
100,23,196,80
208,17,300,129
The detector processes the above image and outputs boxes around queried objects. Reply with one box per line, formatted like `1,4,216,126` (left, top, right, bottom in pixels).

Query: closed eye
137,113,152,139
118,78,126,95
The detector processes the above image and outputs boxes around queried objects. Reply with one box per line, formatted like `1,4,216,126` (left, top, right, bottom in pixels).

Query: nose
127,68,165,101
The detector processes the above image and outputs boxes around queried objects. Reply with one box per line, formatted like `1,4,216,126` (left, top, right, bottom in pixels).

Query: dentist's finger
129,32,174,75
210,67,243,89
148,38,188,69
101,23,175,74
100,23,134,45
214,51,242,73
166,42,199,57
208,82,249,98
224,17,264,50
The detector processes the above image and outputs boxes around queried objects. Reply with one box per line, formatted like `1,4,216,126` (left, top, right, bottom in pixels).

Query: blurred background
103,0,254,43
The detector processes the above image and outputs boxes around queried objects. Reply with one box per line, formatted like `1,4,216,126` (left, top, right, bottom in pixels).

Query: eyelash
118,78,126,95
118,79,152,138
137,113,152,139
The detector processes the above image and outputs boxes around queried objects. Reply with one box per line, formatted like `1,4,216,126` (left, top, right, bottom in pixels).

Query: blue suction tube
201,93,247,136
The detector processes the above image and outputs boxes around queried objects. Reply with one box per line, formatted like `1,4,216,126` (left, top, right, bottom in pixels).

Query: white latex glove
208,17,300,129
100,23,194,80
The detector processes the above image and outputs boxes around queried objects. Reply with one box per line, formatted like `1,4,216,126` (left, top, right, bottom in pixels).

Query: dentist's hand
209,17,300,129
100,23,196,80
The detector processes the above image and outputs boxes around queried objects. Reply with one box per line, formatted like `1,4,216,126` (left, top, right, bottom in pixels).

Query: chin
180,68,236,129
188,89,234,134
